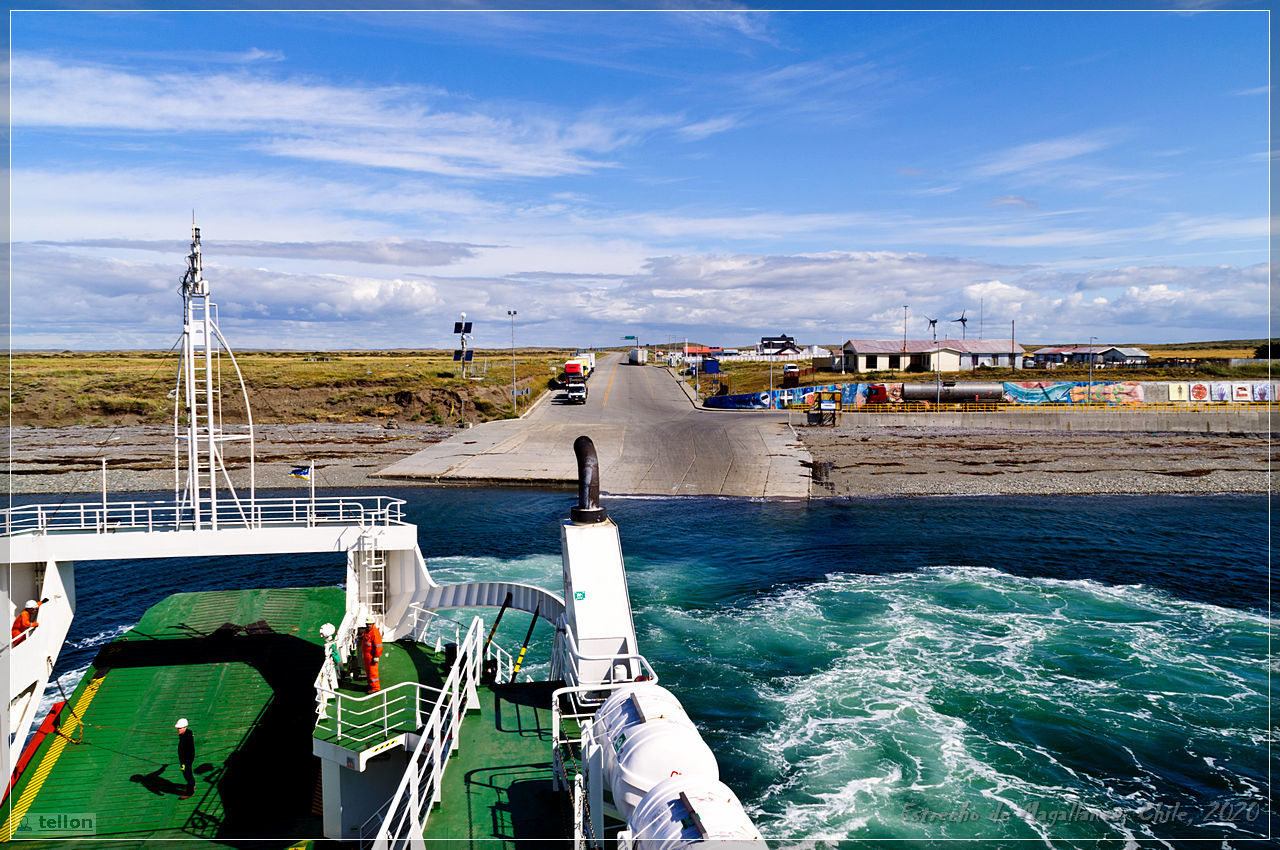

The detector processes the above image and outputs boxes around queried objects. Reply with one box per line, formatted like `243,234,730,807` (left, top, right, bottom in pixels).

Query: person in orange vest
360,616,383,694
11,598,47,646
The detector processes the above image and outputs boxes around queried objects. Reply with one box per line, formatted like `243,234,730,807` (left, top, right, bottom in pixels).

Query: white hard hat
319,623,335,638
24,600,37,609
365,616,376,625
175,718,188,729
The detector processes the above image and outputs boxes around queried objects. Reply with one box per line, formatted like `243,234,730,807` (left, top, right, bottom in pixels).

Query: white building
1031,345,1149,368
842,339,1026,372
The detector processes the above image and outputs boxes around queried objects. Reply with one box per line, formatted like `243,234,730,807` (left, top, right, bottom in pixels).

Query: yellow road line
1,675,104,841
602,360,618,407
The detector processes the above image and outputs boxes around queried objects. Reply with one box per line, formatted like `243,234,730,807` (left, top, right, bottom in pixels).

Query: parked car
782,364,799,374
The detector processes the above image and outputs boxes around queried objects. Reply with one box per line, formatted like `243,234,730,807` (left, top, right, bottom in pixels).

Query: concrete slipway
375,353,813,499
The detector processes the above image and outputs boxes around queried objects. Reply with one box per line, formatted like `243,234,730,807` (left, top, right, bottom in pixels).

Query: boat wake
636,566,1271,843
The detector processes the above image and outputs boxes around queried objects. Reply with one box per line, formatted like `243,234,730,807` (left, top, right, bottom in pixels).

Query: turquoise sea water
45,490,1272,844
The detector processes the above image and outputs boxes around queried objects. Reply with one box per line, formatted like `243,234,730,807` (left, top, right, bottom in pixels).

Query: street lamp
1088,335,1096,404
508,310,518,414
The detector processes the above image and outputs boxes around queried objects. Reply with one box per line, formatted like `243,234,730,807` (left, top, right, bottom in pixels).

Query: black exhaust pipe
570,435,608,524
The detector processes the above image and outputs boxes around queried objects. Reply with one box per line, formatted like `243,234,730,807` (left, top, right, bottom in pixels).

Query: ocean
35,489,1273,844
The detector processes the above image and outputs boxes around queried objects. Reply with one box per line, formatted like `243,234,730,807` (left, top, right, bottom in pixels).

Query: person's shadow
130,764,186,796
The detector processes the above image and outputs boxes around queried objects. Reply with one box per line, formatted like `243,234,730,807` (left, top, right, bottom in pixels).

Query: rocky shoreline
799,427,1273,497
5,423,1273,498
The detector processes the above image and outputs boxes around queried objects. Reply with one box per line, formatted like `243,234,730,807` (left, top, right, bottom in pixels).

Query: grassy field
6,349,579,426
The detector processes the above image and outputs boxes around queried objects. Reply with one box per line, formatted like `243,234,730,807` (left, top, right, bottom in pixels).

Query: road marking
1,674,104,840
602,359,618,407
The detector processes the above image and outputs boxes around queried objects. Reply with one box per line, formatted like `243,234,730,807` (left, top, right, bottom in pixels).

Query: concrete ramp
375,354,810,499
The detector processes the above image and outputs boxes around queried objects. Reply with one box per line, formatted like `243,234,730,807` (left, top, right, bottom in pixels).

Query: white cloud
972,132,1115,179
11,242,1267,351
11,55,649,179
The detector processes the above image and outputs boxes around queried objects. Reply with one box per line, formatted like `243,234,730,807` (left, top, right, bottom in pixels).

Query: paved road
375,353,811,498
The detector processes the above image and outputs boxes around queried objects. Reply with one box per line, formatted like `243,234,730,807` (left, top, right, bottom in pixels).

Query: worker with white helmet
175,718,196,799
359,615,383,694
10,598,48,647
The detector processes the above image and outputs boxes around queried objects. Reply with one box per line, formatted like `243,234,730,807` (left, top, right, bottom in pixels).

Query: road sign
623,335,636,340
509,388,531,397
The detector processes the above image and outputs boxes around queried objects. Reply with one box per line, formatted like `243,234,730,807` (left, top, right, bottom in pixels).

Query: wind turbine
951,310,969,340
927,317,938,342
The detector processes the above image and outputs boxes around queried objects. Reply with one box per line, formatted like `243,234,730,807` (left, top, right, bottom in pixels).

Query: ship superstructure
3,229,763,847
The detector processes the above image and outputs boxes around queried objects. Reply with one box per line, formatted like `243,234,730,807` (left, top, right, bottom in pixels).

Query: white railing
551,620,659,701
2,495,407,537
316,680,442,748
403,605,465,651
364,615,486,850
551,678,663,850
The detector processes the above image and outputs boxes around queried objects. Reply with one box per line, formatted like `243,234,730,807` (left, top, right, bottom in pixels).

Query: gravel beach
799,427,1273,497
5,423,1272,497
5,423,458,495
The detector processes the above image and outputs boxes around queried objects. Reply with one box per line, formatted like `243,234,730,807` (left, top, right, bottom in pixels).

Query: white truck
565,382,588,404
628,348,648,365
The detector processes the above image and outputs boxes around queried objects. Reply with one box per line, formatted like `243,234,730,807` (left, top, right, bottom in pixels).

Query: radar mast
175,224,256,529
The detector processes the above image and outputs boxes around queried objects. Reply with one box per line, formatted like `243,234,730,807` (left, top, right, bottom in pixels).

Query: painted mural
703,382,873,411
1001,382,1144,405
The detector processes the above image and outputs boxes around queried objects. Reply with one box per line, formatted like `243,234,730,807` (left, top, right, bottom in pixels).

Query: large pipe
571,435,608,524
901,382,1005,402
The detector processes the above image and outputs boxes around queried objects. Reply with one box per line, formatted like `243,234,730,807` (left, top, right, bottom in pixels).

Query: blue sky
9,9,1270,350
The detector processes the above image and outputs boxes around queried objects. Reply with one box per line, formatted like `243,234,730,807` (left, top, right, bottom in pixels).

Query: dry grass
8,349,577,426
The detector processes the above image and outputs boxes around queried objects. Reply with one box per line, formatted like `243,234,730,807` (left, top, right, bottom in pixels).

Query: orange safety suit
361,623,383,693
11,602,43,646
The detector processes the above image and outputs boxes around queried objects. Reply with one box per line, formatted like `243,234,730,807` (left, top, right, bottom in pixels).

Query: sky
8,9,1271,351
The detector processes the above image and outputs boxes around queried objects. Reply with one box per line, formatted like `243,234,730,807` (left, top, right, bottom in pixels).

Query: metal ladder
359,533,386,617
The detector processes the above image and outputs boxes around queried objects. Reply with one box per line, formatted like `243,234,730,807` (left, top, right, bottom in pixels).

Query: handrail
316,680,442,747
365,615,486,850
552,625,658,696
3,494,408,537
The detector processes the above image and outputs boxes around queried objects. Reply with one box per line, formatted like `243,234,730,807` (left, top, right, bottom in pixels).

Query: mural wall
1001,381,1144,404
701,380,1277,410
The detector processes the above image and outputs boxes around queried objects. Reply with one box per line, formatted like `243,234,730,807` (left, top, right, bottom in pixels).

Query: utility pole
903,305,908,353
508,310,518,414
1088,335,1097,403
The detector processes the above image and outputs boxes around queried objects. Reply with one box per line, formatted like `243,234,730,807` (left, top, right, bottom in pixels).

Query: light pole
1088,335,1096,403
508,310,518,414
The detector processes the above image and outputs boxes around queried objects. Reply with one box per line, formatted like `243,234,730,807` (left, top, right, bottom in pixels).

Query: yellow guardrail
834,402,1277,414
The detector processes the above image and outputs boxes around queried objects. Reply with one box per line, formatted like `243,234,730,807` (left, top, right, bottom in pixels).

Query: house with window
842,339,1025,372
757,334,802,356
1031,345,1148,368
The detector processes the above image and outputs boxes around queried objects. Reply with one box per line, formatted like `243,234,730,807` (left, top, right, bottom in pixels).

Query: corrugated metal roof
845,338,1025,355
951,339,1025,354
1110,347,1149,357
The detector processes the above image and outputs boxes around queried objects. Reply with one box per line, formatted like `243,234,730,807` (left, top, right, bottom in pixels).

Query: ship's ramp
2,587,343,846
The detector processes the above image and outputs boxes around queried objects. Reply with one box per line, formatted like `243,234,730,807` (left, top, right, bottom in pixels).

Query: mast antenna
174,223,257,530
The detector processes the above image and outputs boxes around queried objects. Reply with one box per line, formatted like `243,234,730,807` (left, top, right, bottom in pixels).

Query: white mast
174,224,257,529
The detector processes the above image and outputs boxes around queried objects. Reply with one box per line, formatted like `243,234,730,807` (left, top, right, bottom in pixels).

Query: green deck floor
4,587,343,847
421,681,568,847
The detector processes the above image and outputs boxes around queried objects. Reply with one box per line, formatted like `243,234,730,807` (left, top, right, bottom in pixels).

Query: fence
363,615,486,849
2,495,407,537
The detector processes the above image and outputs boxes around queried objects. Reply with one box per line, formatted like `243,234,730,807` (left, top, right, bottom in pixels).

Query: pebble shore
5,423,1272,498
798,427,1273,497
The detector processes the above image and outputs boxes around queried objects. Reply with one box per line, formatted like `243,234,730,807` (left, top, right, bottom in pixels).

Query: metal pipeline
571,436,608,524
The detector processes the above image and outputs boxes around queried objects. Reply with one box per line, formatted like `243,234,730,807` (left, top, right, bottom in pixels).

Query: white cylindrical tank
593,685,696,749
592,685,710,817
629,774,765,849
611,720,718,819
